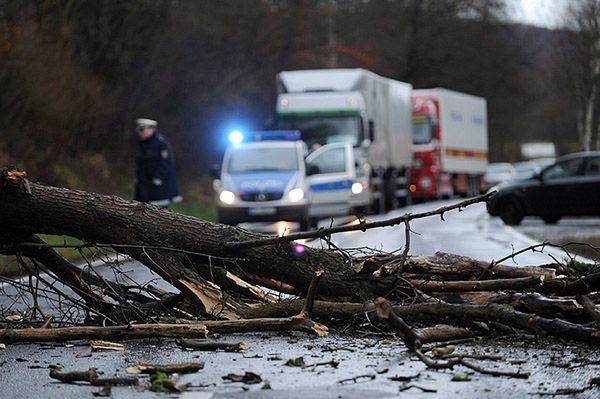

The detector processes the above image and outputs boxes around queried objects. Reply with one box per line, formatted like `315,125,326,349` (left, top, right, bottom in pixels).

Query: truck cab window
277,115,362,148
412,117,434,144
306,147,346,174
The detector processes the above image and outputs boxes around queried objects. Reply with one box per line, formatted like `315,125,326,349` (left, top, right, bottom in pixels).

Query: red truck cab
410,90,488,200
411,96,452,199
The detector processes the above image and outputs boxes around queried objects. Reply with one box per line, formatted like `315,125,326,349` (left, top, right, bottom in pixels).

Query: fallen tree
0,167,505,316
2,166,600,351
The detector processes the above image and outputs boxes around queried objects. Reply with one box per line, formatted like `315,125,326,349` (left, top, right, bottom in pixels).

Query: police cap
135,118,158,128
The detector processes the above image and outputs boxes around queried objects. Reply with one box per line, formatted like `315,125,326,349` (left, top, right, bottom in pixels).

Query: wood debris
125,362,204,375
90,340,124,351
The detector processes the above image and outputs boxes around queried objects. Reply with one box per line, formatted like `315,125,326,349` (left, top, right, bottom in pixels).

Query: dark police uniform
134,131,182,207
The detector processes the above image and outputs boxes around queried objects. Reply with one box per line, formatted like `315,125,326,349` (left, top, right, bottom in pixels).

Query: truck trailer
410,89,488,200
275,68,413,213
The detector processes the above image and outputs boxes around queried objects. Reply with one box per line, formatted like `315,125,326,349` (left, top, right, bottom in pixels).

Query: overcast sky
507,0,571,28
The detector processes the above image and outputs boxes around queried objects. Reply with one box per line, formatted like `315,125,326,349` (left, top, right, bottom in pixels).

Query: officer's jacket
134,132,181,206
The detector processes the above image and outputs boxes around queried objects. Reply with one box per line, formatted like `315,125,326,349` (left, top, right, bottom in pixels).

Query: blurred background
1,0,598,214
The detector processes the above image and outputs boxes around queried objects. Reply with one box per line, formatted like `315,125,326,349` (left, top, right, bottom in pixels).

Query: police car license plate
248,207,276,216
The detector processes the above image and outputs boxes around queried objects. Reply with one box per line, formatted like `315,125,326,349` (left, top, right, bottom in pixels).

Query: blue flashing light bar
229,130,301,144
249,130,301,141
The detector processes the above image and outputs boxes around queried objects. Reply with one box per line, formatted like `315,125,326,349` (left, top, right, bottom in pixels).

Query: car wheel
498,197,524,225
541,215,561,224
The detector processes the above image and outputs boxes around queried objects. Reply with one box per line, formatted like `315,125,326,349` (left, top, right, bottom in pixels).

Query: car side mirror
536,172,544,182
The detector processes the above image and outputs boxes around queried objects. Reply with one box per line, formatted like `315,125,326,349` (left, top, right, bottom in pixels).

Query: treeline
0,0,585,197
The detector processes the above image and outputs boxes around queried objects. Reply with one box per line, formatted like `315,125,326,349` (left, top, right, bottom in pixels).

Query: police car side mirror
307,164,320,176
209,163,221,179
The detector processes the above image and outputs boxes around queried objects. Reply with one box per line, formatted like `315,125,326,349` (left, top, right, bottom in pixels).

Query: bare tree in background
565,0,600,151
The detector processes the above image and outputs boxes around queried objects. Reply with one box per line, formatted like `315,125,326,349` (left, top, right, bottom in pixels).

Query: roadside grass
173,179,217,222
0,235,84,277
171,199,216,222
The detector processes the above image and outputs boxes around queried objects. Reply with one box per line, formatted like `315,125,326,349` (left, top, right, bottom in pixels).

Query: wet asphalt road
513,216,600,243
2,333,600,399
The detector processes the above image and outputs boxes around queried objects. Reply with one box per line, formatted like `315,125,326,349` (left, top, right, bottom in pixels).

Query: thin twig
224,192,495,250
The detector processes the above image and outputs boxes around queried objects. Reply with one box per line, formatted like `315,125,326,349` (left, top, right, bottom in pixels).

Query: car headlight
219,190,236,205
351,182,364,194
288,188,304,202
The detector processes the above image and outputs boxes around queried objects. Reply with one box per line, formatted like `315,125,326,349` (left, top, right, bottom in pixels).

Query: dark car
487,152,600,225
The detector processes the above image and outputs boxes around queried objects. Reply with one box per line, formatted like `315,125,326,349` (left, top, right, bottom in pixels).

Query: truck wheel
498,198,524,225
541,215,561,224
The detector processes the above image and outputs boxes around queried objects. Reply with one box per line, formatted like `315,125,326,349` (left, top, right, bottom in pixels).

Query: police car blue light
228,130,244,145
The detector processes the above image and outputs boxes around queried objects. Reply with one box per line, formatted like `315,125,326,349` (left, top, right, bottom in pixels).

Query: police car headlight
288,188,304,203
351,182,364,194
420,177,432,189
219,190,236,205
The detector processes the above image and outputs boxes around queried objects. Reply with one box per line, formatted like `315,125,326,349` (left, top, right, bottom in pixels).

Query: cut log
434,291,583,315
361,252,558,280
176,339,248,352
576,295,600,322
245,299,600,343
0,312,330,343
409,276,564,292
0,323,209,343
49,368,139,386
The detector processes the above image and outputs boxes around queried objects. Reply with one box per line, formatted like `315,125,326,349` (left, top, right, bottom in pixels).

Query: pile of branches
1,167,600,376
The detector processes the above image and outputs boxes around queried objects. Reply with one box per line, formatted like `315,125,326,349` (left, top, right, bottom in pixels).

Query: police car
214,130,371,231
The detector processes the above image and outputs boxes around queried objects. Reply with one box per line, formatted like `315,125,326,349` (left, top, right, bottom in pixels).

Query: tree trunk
0,168,394,303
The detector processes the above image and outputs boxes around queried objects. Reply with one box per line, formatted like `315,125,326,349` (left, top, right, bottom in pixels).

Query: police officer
134,118,182,208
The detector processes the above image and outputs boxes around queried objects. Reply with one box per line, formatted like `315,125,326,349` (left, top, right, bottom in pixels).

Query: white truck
275,68,413,212
213,131,371,230
410,88,488,200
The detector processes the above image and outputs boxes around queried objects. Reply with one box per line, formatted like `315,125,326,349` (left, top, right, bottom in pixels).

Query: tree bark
0,169,376,302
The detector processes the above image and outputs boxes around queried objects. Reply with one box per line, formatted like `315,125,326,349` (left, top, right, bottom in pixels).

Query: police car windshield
277,115,362,148
228,147,299,173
